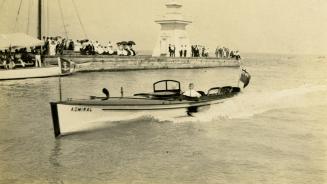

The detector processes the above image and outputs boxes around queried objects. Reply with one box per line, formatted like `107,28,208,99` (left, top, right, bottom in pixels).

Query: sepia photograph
0,0,326,183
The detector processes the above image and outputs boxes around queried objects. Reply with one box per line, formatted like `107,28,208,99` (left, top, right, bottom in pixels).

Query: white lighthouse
152,0,192,57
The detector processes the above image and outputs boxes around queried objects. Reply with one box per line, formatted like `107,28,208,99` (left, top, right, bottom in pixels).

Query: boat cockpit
207,86,240,96
134,80,241,101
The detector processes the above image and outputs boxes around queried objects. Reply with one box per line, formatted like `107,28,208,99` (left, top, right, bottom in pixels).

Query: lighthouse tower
152,0,192,57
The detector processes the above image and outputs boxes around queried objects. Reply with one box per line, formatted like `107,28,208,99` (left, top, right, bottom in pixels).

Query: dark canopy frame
153,80,181,93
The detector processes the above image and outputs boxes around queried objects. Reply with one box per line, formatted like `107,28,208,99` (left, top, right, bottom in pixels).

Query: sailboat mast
37,0,42,39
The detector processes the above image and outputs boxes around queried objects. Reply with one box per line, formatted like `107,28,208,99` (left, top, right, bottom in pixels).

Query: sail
240,69,251,88
0,33,44,50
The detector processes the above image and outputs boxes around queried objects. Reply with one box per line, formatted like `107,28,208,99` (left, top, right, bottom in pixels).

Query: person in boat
34,50,42,67
14,50,25,67
21,48,31,65
2,50,9,69
0,51,6,69
183,83,201,98
7,54,15,70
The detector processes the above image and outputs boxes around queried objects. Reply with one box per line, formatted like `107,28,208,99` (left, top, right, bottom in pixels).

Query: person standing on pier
226,48,230,58
169,44,172,57
197,46,200,57
183,45,187,57
172,45,176,57
191,45,195,57
201,47,205,57
179,45,183,57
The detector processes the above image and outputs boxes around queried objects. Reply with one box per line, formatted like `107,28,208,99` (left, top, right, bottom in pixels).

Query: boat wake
152,84,327,122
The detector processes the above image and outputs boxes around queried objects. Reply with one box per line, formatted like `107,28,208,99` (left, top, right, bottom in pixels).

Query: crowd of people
42,36,137,56
168,44,189,57
191,45,210,57
0,48,41,69
215,46,241,60
1,37,242,70
168,44,241,59
0,36,137,69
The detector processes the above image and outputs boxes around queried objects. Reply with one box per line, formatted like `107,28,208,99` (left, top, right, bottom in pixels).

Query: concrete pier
44,55,240,72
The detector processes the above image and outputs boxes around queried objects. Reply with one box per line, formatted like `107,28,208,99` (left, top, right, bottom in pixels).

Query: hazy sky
1,0,326,54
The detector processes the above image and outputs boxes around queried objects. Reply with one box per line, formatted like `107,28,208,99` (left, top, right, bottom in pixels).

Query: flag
240,69,251,88
58,58,74,75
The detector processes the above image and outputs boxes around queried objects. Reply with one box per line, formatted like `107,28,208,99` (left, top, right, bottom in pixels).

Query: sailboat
0,34,75,80
0,1,75,80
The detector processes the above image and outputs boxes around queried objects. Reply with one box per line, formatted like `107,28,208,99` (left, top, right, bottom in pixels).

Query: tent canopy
0,33,44,50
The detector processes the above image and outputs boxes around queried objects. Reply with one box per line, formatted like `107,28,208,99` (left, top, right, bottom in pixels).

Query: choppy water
0,54,327,184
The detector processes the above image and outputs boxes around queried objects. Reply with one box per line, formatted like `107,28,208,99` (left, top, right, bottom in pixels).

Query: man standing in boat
183,83,201,97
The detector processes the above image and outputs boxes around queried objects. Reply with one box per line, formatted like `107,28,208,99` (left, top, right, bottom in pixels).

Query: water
0,54,327,184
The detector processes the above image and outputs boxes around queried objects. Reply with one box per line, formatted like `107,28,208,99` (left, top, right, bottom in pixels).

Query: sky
0,0,327,55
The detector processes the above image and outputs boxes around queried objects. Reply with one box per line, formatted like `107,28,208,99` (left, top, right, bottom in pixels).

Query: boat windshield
153,80,181,93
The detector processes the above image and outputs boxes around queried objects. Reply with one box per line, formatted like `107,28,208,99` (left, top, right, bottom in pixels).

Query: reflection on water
0,54,327,183
50,140,62,168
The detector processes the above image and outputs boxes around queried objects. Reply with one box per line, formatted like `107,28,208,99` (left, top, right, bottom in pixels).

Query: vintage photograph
0,0,326,183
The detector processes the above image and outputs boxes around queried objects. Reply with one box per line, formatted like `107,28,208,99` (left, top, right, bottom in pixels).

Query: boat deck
60,97,214,106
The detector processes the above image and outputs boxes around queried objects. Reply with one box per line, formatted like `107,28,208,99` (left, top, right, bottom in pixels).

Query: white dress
49,42,57,56
183,89,201,97
74,42,82,52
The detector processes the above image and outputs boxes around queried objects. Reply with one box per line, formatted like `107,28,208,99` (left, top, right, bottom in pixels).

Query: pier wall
44,55,240,72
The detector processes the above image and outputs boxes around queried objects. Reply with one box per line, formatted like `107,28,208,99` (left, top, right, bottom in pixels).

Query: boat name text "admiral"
71,107,92,112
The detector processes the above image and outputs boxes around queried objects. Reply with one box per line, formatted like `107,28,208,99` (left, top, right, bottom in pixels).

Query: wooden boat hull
0,66,74,80
50,97,223,137
49,80,247,138
0,58,75,80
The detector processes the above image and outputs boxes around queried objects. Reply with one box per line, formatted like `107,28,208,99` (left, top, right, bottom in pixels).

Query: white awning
0,33,44,50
